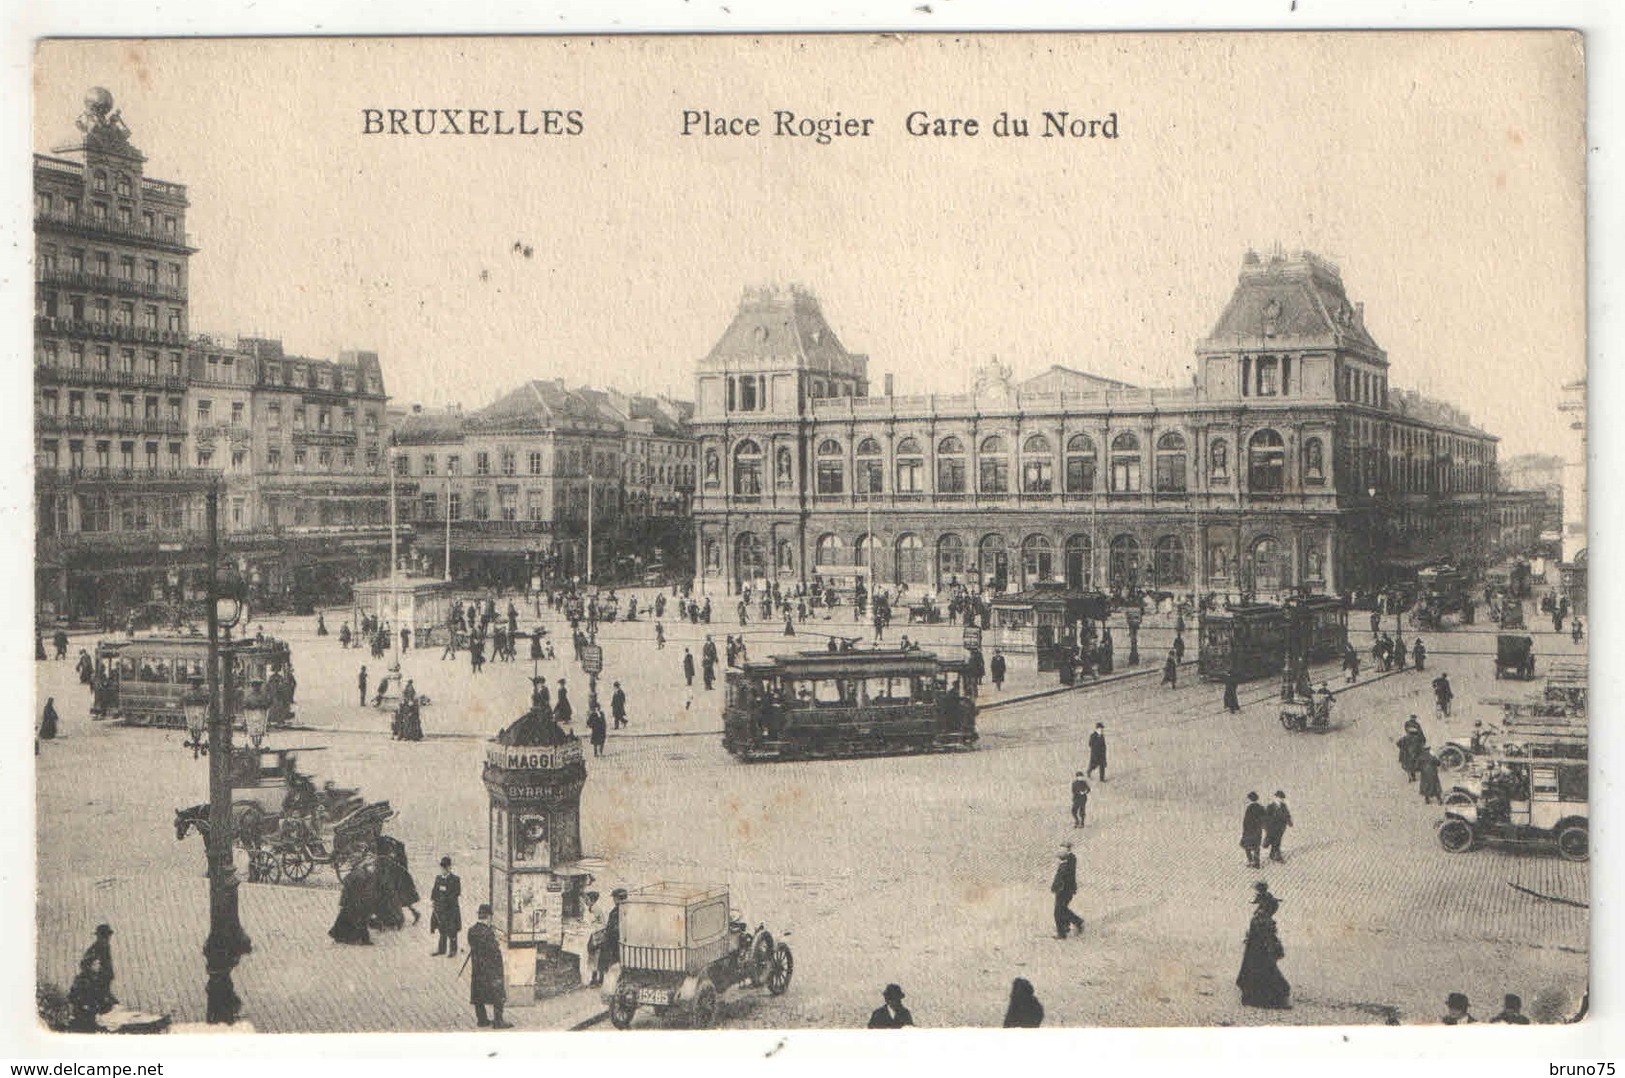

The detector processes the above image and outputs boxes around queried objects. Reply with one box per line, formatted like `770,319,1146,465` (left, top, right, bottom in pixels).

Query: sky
32,33,1585,457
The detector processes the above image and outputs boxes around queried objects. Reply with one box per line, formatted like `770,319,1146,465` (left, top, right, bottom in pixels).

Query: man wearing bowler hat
430,856,462,957
596,888,627,981
1263,791,1293,863
467,904,510,1028
1050,842,1086,938
868,983,914,1028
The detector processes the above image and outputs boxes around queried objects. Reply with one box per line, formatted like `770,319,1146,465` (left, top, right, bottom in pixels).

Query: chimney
884,373,894,397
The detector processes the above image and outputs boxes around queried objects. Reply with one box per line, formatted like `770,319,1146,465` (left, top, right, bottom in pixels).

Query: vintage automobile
1494,634,1537,680
1436,757,1588,861
601,882,793,1029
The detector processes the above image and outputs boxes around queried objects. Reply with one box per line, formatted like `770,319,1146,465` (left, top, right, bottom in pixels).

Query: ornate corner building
34,89,397,622
690,255,1500,601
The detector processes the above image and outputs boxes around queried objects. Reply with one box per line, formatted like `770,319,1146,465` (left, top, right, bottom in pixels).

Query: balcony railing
34,209,195,251
41,528,205,553
37,269,186,302
36,465,217,487
34,363,188,392
35,316,188,347
37,414,188,437
291,429,359,446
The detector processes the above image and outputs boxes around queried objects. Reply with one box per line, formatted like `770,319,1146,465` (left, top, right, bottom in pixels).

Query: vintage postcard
25,31,1589,1042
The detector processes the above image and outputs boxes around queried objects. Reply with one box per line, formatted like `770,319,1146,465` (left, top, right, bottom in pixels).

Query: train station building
689,252,1500,601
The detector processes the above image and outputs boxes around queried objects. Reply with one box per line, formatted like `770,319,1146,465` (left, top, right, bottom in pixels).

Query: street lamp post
203,483,252,1024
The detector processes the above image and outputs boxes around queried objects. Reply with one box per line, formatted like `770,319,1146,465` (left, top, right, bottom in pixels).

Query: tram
722,648,978,762
91,636,297,729
1284,594,1349,663
1197,604,1287,683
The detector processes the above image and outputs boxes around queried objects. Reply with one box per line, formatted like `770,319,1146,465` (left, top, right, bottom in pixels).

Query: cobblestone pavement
35,595,1588,1031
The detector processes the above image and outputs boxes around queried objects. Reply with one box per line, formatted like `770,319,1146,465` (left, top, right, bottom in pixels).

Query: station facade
690,254,1500,601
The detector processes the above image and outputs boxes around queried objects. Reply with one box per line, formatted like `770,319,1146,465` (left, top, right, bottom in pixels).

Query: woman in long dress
329,855,377,944
1237,884,1291,1009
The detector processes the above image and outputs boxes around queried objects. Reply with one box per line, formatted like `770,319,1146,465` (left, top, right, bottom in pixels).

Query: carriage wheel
766,943,794,996
689,981,719,1029
248,848,281,884
333,845,365,882
608,987,638,1030
281,848,314,882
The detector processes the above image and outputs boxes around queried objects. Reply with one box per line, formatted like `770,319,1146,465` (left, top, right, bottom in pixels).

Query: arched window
1152,535,1187,587
1250,535,1290,593
1108,534,1141,592
979,435,1010,494
937,533,966,585
1065,434,1097,493
815,533,845,568
1021,434,1054,493
1248,429,1286,492
735,532,766,583
1110,432,1142,493
1302,436,1326,484
1064,534,1093,590
1209,438,1230,484
732,439,762,496
1154,432,1187,493
815,439,844,495
979,533,1009,590
1021,534,1054,586
937,436,967,494
703,447,720,486
856,533,877,570
775,445,794,486
895,437,925,493
895,533,927,585
115,173,131,197
855,437,884,495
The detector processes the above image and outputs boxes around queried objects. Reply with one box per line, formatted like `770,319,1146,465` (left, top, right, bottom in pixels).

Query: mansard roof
702,286,868,376
1200,250,1386,362
473,379,609,429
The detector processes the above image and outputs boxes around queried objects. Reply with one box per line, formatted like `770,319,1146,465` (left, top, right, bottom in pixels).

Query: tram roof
736,648,957,677
95,635,289,653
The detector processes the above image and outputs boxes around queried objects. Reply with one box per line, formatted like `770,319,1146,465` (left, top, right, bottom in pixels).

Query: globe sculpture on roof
76,87,132,148
84,87,114,116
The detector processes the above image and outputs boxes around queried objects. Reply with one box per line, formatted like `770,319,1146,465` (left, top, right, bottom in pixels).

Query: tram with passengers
91,635,297,729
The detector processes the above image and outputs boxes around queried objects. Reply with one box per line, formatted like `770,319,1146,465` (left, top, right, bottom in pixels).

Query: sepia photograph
20,29,1595,1045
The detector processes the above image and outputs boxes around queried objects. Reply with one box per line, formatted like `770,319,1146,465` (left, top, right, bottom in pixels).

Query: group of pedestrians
1240,791,1293,868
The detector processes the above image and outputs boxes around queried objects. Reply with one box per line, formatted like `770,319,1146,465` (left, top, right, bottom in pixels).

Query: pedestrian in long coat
1050,843,1085,938
339,622,353,648
358,665,368,707
1263,792,1292,863
467,904,510,1028
1070,771,1091,827
1087,723,1108,782
1162,653,1178,687
67,925,117,1030
682,648,695,687
587,705,607,757
1223,675,1241,713
1412,638,1427,671
554,683,573,725
990,650,1006,689
76,649,94,685
610,683,628,729
430,856,462,956
1398,718,1427,782
1237,883,1291,1009
1418,751,1444,804
372,835,420,929
1432,673,1453,717
39,697,60,741
54,629,70,660
329,855,377,944
1241,792,1266,868
35,632,46,662
530,631,543,662
1002,978,1045,1027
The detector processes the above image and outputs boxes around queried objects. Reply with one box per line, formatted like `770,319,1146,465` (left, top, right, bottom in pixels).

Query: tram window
1557,765,1588,801
810,680,847,705
865,677,914,704
1529,766,1560,798
120,657,137,679
151,659,171,683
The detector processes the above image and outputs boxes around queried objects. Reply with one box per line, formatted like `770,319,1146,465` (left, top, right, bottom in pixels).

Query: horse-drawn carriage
174,747,391,885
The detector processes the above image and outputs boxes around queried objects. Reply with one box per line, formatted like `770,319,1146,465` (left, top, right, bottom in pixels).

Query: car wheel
1438,818,1475,853
609,987,638,1030
1557,824,1588,863
767,943,794,996
690,982,719,1029
1438,746,1467,771
1444,789,1475,808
